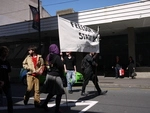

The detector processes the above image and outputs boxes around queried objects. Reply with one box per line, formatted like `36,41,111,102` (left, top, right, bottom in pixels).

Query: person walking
63,52,76,94
22,45,44,107
81,52,108,96
0,46,13,113
40,44,66,113
126,56,135,79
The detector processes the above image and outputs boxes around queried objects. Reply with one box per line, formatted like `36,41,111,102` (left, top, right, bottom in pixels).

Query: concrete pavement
88,75,150,89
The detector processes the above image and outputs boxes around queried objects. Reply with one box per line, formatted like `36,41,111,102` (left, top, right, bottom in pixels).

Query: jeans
66,70,76,91
115,66,121,78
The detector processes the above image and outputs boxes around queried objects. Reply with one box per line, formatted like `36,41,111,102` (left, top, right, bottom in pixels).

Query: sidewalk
87,75,150,88
135,72,150,78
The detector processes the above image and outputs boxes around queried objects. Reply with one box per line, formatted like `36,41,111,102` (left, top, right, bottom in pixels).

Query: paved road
0,76,150,113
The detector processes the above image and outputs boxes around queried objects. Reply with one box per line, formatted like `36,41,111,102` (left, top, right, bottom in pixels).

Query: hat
49,44,59,54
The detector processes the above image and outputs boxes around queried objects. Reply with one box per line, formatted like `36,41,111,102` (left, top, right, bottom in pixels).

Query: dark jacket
47,54,67,87
83,54,97,76
47,54,64,77
0,59,11,88
113,59,122,68
128,59,134,73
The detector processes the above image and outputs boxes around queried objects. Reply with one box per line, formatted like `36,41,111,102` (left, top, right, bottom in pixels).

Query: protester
22,45,44,107
40,44,66,113
0,46,13,113
112,56,122,78
126,56,135,79
63,52,76,94
81,52,108,96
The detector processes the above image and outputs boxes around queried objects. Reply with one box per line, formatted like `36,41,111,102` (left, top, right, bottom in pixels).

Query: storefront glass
136,32,150,67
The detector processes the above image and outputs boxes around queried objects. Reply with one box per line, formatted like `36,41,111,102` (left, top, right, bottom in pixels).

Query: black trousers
42,94,62,113
81,73,101,93
2,86,13,113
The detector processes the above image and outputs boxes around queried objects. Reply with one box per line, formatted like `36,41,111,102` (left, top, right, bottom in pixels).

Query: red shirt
32,56,37,76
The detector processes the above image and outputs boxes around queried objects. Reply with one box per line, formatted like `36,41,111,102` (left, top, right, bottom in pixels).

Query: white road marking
0,97,98,113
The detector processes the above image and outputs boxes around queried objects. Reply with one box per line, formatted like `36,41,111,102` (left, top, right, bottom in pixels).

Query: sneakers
23,96,29,105
55,109,63,113
81,92,88,96
34,103,41,108
40,104,49,111
23,99,28,105
34,101,41,108
98,90,108,95
68,90,73,94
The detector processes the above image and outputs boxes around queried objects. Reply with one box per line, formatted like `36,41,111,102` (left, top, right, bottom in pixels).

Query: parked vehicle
19,68,84,85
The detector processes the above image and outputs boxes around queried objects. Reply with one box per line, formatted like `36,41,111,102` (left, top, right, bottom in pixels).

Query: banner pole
96,26,100,77
94,26,100,91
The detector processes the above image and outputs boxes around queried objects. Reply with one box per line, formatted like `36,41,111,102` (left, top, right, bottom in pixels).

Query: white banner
58,16,100,53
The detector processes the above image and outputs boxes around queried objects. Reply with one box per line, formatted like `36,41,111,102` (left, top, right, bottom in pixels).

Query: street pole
38,0,41,54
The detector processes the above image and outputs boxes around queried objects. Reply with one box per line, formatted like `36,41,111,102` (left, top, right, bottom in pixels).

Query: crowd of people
0,44,136,113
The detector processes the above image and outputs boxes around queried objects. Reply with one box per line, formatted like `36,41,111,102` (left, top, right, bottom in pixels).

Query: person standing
40,44,66,113
0,46,13,113
63,52,76,94
81,52,108,96
112,56,122,78
22,45,44,107
126,56,135,79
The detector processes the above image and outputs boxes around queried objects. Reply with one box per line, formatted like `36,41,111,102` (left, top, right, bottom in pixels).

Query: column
127,27,136,66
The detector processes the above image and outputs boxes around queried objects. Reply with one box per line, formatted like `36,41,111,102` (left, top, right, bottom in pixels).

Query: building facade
0,0,150,74
0,0,50,26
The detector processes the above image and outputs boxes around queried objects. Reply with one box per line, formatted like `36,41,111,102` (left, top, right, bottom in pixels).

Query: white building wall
76,1,150,25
